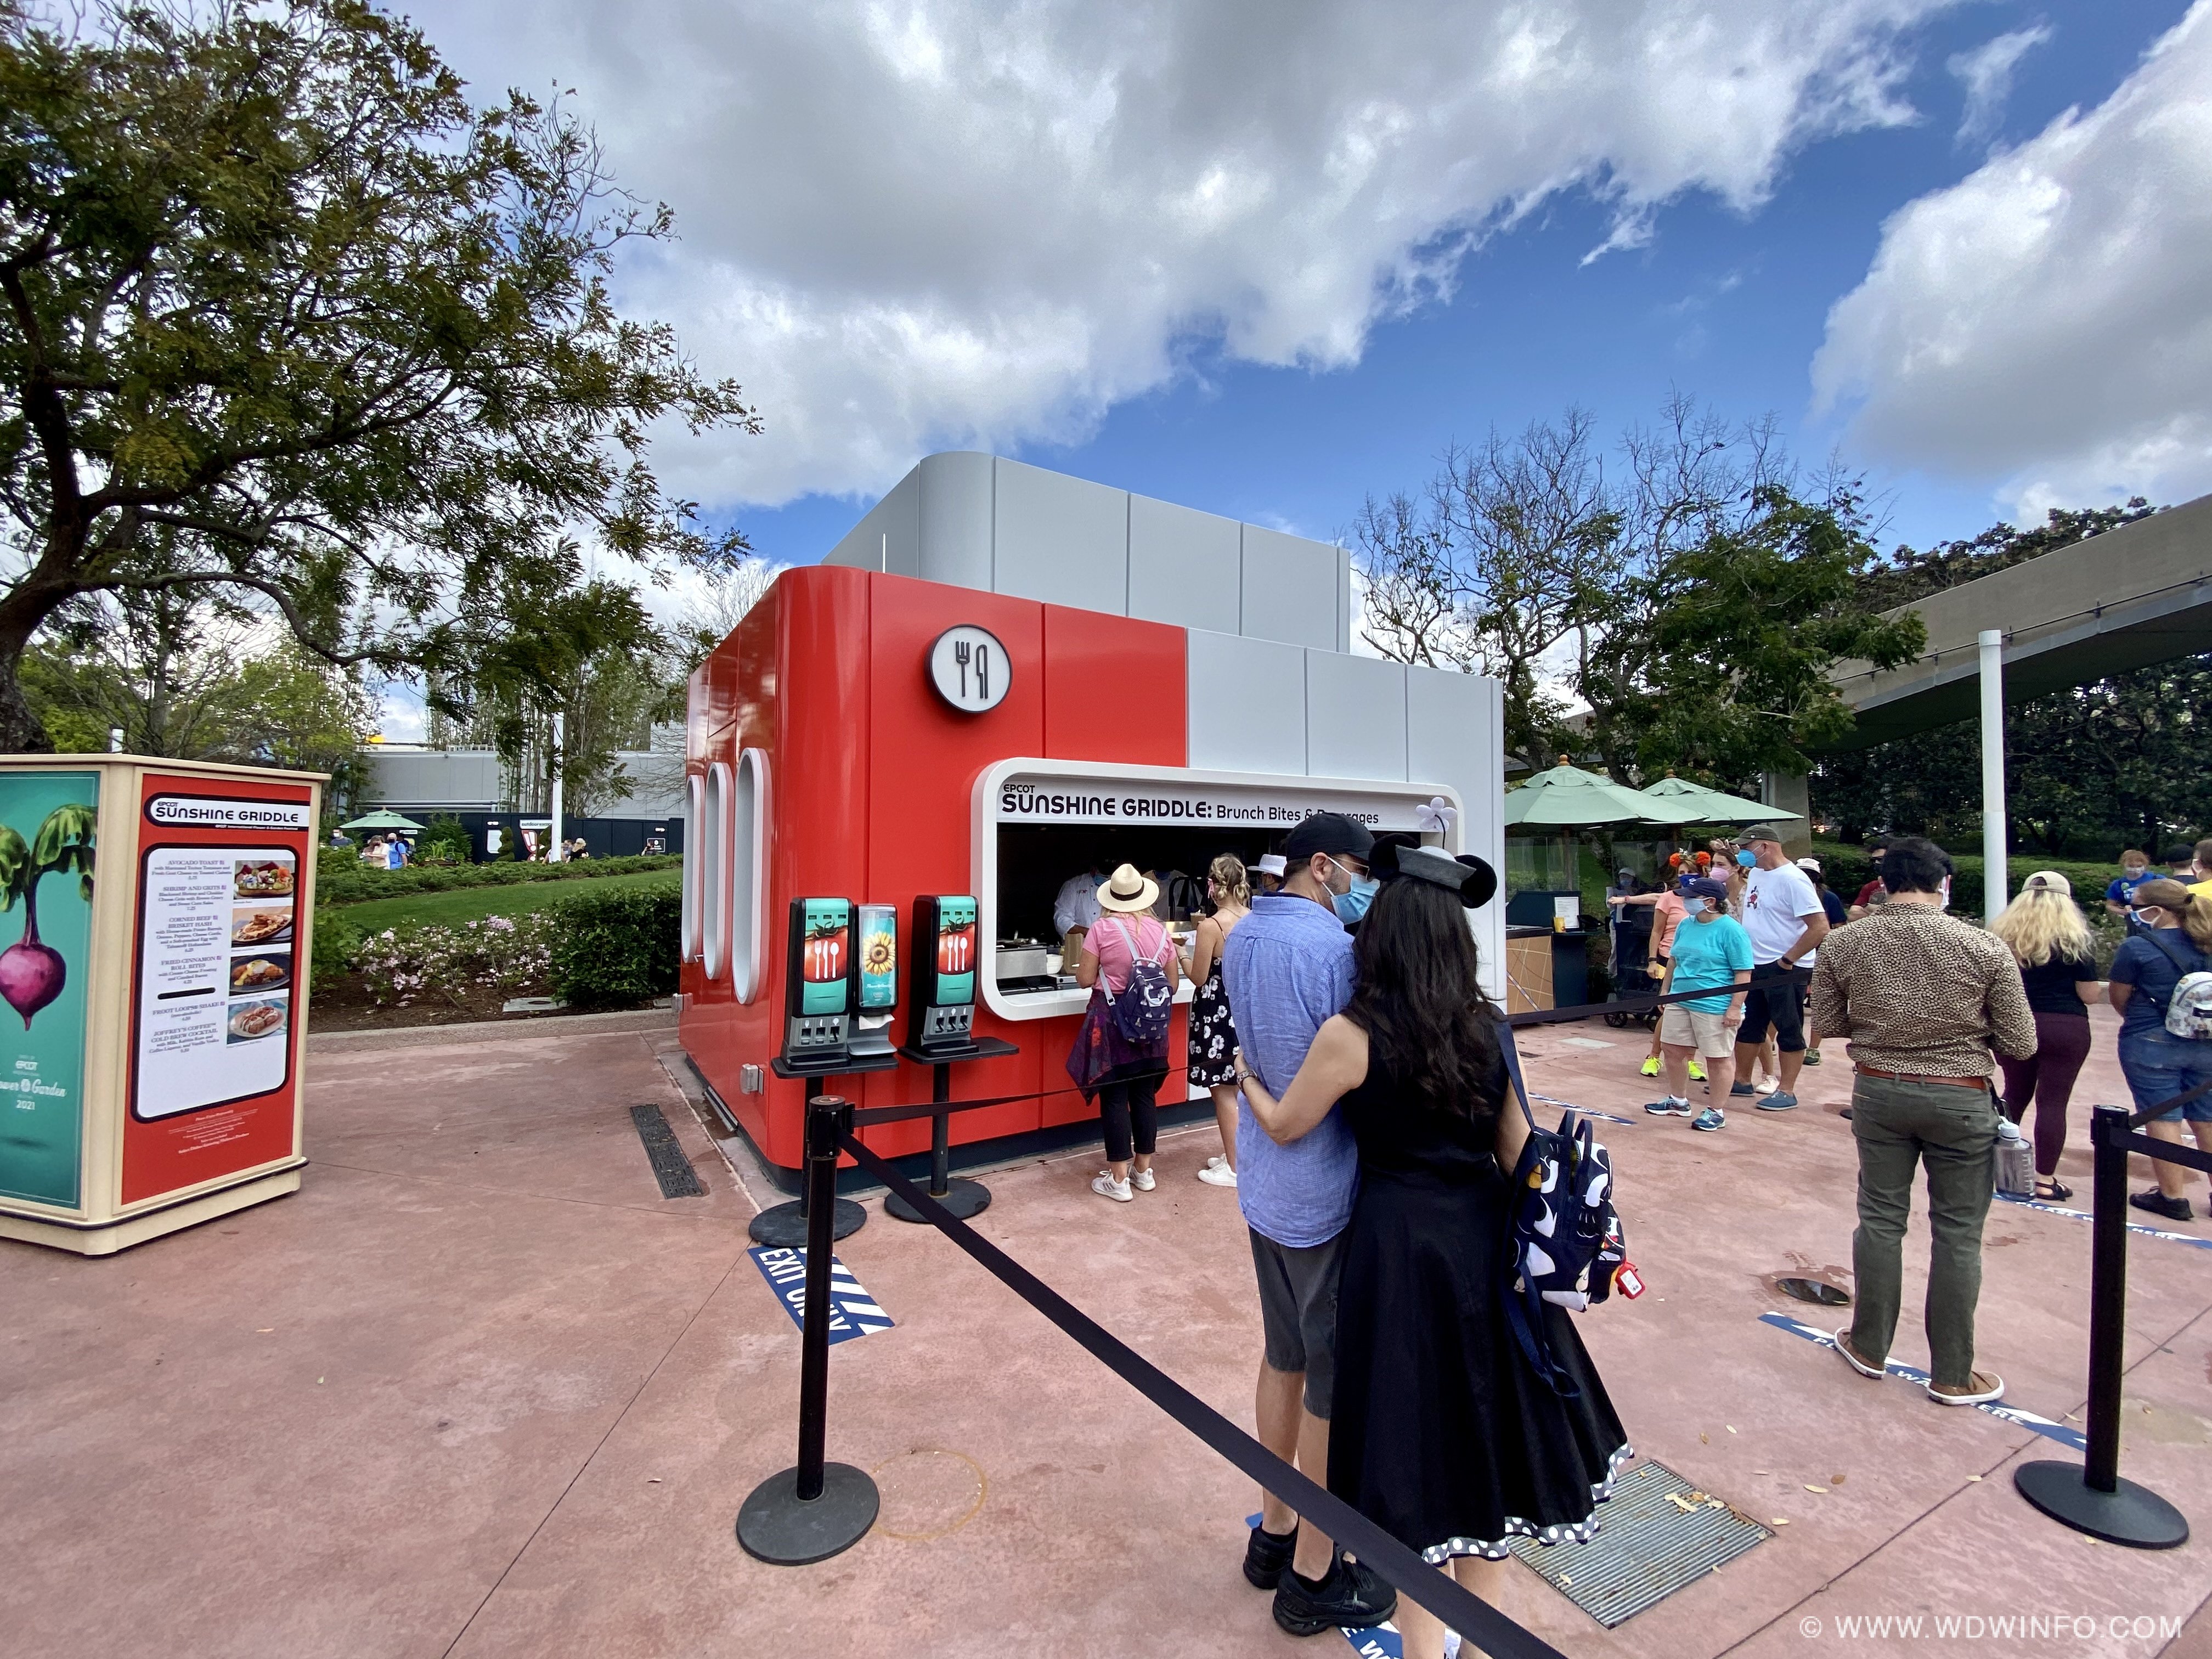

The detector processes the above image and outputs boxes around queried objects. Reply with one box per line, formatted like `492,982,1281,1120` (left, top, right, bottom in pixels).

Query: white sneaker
1204,1154,1227,1169
1198,1163,1238,1187
1131,1167,1156,1192
1091,1171,1133,1203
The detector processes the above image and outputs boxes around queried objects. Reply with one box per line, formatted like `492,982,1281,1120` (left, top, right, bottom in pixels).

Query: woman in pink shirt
1610,880,1694,1081
1071,864,1182,1202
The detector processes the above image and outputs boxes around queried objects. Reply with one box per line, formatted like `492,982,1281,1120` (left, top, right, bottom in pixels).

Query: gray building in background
354,734,687,859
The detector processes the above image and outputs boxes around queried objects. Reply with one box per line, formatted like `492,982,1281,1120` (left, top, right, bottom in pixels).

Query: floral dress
1188,952,1239,1088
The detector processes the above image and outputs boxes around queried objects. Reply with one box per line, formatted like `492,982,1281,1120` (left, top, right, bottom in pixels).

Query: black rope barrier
2125,1071,2212,1130
834,1124,1570,1659
1505,966,1811,1029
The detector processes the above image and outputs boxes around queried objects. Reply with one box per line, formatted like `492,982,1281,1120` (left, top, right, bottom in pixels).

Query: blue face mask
1735,849,1756,868
1683,897,1709,917
1333,876,1379,924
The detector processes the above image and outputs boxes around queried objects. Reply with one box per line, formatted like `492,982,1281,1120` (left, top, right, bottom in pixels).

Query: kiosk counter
679,561,1498,1181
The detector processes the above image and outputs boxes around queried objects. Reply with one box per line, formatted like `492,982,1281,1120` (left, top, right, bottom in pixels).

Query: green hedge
309,908,362,992
548,884,681,1008
1807,840,2125,920
317,849,680,905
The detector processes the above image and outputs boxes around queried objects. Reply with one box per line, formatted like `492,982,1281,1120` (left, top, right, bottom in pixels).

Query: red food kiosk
679,455,1502,1179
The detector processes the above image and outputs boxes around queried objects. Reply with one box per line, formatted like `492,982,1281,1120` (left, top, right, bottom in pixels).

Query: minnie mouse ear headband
1374,843,1498,909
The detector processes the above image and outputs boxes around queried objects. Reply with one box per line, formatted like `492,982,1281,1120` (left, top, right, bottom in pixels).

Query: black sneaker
2130,1189,2193,1222
1272,1556,1398,1637
1243,1523,1296,1590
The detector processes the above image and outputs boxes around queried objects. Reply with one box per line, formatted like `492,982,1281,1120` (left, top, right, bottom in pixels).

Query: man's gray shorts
1249,1226,1344,1418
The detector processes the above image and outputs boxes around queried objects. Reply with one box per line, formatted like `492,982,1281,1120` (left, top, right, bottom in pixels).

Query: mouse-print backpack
1499,1026,1638,1398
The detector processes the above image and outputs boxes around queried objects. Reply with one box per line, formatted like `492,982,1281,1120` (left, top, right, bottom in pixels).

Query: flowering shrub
349,913,558,1006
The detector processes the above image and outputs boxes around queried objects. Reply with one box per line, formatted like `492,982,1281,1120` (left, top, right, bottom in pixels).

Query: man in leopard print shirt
1810,836,2035,1408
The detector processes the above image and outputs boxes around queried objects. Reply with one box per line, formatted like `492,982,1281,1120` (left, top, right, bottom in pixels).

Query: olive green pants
1847,1075,2000,1390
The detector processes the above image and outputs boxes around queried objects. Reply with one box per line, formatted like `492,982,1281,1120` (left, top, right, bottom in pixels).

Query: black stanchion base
2015,1460,2189,1549
884,1176,991,1224
748,1198,867,1248
735,1462,881,1564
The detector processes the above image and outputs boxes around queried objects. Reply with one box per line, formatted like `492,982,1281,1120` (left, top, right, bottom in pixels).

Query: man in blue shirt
1221,811,1393,1637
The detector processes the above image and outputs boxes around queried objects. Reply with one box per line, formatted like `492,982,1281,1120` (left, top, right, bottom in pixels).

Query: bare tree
1352,411,1624,773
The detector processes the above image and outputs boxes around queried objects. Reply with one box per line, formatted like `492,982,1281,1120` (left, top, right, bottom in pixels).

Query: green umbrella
1640,772,1803,826
340,809,425,832
1504,759,1702,828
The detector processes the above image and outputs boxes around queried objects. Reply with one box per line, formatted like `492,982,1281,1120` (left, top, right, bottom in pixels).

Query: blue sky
406,0,2212,692
713,1,2193,573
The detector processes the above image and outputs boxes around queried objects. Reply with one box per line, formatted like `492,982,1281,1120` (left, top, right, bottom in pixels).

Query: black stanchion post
736,1095,881,1564
2013,1104,2188,1548
885,1061,992,1222
748,1083,869,1246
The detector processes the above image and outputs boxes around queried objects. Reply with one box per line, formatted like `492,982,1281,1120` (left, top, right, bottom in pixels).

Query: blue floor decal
1760,1311,2085,1450
749,1246,895,1344
1995,1190,2212,1250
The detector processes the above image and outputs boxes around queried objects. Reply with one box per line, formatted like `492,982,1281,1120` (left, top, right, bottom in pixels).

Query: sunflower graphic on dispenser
0,804,95,1030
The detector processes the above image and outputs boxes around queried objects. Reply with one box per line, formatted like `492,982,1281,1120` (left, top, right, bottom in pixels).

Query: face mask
1735,850,1756,868
1333,876,1379,924
1683,897,1709,917
1940,877,1953,907
2136,907,2165,928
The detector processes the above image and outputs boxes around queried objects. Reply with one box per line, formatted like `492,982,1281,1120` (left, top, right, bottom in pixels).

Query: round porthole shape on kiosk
730,747,768,1003
701,760,731,980
927,625,1010,714
680,770,704,961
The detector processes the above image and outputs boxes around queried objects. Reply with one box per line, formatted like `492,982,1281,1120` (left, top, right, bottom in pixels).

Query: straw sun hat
1097,863,1160,912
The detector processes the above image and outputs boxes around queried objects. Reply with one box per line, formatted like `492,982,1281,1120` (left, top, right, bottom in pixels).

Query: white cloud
1948,22,2053,147
422,1,1949,508
1814,3,2212,516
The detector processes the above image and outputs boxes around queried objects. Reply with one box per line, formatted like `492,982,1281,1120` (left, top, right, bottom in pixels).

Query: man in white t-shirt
1729,822,1830,1112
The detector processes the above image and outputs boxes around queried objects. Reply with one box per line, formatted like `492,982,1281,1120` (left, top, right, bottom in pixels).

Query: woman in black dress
1237,849,1630,1659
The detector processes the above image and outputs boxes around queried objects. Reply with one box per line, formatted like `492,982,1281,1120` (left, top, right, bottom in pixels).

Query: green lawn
334,867,680,932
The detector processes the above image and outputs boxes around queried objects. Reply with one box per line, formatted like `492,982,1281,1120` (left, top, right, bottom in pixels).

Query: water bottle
1994,1118,2035,1199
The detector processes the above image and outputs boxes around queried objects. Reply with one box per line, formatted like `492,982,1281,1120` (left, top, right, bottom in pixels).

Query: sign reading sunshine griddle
996,772,1435,832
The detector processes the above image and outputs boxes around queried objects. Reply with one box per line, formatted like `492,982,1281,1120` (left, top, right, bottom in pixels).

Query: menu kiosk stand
0,754,321,1255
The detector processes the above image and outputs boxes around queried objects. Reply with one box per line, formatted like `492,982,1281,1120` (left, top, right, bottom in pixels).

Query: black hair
1881,836,1954,896
1345,877,1503,1120
1867,836,1891,854
2165,845,2195,867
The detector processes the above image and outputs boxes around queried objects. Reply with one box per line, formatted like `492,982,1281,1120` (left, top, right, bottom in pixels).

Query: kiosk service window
974,760,1465,1022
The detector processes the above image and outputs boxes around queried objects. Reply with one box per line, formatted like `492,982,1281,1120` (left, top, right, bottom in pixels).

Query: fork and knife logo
928,623,1011,713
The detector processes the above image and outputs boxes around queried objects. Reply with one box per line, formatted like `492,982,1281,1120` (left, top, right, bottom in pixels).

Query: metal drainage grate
631,1104,707,1199
1507,1459,1770,1628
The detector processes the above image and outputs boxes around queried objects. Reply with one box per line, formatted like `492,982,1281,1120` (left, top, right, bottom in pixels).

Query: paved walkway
3,1009,2209,1657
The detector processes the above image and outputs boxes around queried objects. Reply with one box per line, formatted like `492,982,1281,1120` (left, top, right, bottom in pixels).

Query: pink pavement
2,1008,2209,1658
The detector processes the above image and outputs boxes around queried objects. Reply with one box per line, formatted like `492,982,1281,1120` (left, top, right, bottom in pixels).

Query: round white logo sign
928,624,1011,713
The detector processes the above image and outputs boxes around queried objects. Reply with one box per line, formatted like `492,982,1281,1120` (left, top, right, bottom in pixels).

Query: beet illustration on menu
0,804,96,1030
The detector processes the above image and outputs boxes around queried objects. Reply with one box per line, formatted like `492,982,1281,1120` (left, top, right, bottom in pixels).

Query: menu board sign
133,848,297,1118
123,773,312,1205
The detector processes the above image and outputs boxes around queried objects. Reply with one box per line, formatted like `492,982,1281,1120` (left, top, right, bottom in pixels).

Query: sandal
2034,1177,2072,1203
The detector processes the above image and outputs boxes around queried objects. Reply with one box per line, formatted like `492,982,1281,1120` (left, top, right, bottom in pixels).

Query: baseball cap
1741,822,1785,845
1795,855,1821,873
1681,875,1728,901
2023,870,2073,898
1251,854,1288,879
1283,812,1375,864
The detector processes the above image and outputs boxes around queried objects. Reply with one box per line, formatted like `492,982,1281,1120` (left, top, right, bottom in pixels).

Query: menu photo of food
229,950,293,994
227,998,289,1045
233,856,296,900
231,906,294,947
